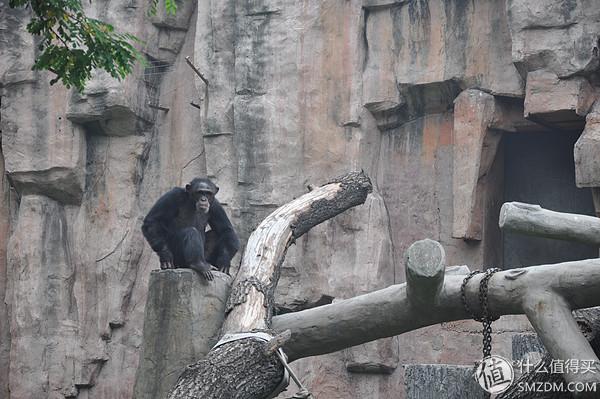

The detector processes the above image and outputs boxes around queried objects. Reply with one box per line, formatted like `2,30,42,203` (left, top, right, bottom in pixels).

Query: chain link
461,268,501,358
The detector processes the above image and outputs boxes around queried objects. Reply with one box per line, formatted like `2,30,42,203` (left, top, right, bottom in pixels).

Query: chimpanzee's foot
190,262,214,281
217,264,231,275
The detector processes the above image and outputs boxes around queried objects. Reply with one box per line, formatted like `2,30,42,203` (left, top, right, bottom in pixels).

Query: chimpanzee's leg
204,230,233,275
204,229,218,266
169,227,214,280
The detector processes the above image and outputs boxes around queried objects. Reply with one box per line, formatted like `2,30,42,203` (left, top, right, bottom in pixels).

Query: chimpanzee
142,178,240,281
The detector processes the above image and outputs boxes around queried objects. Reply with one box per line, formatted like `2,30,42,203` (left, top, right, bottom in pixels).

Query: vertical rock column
451,89,502,241
575,102,600,191
133,269,231,399
575,101,600,255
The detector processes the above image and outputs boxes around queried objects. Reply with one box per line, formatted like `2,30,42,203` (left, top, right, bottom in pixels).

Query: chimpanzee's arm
142,188,186,253
208,199,240,266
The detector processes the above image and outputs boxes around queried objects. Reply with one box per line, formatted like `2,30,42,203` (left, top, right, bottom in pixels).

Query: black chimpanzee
142,178,240,281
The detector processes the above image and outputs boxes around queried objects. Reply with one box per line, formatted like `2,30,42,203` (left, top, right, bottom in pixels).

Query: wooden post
405,239,446,306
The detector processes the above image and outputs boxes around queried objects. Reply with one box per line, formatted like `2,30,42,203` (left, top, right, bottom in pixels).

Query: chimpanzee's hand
201,270,214,281
158,248,174,270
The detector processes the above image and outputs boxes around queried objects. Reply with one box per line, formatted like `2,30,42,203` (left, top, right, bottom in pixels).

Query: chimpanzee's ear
185,184,191,192
214,185,219,194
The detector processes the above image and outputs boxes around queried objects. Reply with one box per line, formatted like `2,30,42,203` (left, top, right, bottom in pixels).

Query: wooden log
522,293,599,393
272,257,600,390
405,239,446,306
499,201,600,246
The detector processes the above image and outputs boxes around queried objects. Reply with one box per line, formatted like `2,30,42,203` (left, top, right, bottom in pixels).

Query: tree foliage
8,0,177,91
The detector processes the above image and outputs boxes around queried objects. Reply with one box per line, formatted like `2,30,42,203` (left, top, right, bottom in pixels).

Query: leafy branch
8,0,178,91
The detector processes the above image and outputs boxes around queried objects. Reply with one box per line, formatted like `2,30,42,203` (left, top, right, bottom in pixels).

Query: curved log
223,171,373,333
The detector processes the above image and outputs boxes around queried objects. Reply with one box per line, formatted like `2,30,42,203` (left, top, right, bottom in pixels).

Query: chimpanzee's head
186,178,219,213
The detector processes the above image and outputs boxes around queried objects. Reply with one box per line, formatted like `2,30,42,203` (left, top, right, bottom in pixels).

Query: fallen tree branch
223,171,372,333
499,202,600,246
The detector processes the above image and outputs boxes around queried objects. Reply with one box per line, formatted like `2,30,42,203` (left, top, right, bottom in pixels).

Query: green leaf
165,0,177,15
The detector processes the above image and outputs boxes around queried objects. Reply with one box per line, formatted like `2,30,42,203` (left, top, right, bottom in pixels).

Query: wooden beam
499,201,600,246
272,256,600,396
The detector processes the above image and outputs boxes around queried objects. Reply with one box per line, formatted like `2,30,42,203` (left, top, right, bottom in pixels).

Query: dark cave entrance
502,130,598,268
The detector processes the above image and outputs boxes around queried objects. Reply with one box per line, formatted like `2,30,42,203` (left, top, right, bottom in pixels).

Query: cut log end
405,239,446,305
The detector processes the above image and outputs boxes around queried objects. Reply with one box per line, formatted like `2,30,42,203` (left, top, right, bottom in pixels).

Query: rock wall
0,0,599,398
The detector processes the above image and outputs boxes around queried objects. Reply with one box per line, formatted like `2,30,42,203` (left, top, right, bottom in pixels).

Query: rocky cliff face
1,0,599,398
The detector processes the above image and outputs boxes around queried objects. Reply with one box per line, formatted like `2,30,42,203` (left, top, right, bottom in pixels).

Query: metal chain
461,268,501,358
461,270,481,320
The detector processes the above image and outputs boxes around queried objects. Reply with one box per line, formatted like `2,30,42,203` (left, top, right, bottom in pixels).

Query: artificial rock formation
1,0,600,398
134,270,231,399
575,103,600,188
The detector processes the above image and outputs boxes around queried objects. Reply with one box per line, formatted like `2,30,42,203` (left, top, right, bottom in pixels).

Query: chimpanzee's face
186,179,218,213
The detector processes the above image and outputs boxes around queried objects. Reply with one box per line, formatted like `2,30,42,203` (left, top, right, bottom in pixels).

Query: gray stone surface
344,339,399,374
451,89,501,241
0,145,12,399
1,76,87,204
6,195,84,398
66,69,154,136
507,0,600,78
405,364,486,399
133,269,231,399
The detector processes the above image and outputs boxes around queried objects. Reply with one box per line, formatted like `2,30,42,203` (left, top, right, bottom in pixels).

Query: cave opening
502,130,597,268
